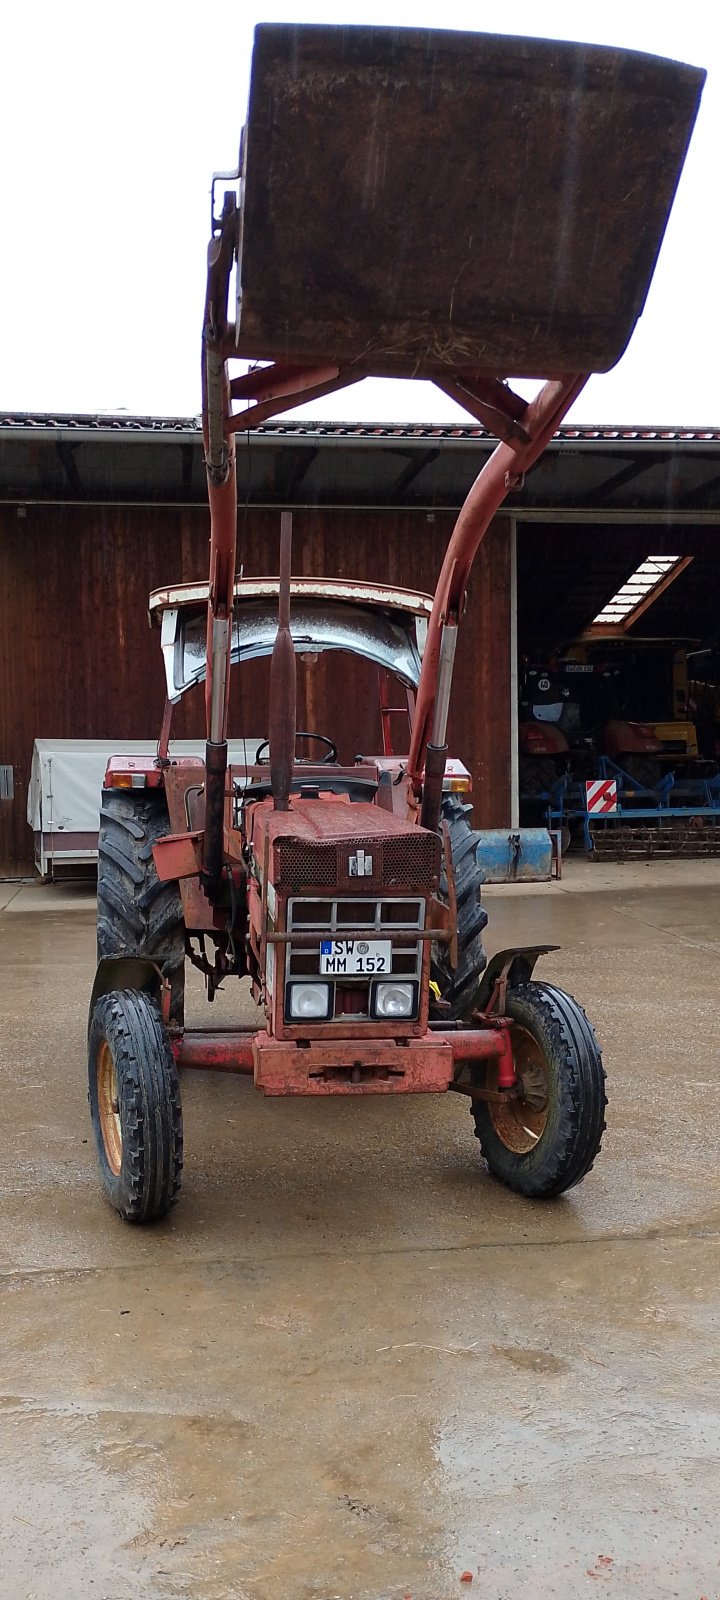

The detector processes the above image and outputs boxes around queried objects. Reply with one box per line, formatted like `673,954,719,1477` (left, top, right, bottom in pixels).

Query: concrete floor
2,862,720,1599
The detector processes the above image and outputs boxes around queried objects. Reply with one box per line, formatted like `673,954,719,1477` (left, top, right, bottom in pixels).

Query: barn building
2,412,719,876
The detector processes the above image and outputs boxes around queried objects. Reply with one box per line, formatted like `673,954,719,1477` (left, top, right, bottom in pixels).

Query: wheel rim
488,1023,549,1155
97,1039,122,1175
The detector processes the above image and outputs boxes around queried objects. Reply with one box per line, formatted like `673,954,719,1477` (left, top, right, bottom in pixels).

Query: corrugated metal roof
3,414,720,514
0,412,198,433
2,412,720,442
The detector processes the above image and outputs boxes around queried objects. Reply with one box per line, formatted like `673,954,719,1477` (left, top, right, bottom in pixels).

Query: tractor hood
248,795,441,896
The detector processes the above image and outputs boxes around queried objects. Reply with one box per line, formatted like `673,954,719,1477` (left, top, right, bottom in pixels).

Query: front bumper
172,1025,513,1096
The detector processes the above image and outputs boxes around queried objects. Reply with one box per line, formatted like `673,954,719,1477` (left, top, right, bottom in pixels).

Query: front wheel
471,982,606,1198
88,989,183,1223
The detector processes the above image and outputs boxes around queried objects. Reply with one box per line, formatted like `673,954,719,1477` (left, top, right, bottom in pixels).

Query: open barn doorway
515,521,720,857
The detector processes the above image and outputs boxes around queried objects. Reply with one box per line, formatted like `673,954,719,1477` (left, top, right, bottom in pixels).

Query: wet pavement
1,862,720,1599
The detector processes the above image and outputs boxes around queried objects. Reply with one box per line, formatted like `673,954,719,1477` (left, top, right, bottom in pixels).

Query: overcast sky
2,1,718,426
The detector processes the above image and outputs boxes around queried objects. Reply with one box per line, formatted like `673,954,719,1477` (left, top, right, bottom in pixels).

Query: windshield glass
161,598,425,703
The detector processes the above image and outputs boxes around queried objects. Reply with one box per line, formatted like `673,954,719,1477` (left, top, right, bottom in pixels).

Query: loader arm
200,194,238,889
197,23,704,890
406,375,589,826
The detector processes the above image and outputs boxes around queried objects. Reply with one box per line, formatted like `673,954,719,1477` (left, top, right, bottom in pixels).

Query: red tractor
519,660,666,801
86,24,703,1220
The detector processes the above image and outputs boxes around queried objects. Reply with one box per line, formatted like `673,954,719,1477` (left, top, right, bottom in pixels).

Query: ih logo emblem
348,849,373,877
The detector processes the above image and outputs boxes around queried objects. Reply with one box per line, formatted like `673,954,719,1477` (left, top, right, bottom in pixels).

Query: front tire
472,982,606,1198
88,989,183,1223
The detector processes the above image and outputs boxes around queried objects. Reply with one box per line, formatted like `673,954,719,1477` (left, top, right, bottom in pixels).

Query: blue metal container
475,828,553,883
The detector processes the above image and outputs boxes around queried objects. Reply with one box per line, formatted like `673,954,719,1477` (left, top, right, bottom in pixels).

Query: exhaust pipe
420,741,448,832
269,512,297,811
420,623,457,832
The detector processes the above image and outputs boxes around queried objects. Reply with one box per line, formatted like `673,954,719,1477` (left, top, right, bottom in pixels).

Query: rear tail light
109,772,146,788
107,770,161,789
444,776,472,793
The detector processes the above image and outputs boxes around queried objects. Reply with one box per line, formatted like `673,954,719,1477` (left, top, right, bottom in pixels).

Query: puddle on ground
491,1344,570,1373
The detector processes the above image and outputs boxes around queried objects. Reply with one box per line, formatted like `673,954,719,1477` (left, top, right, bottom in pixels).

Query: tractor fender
88,956,162,1033
518,720,569,756
473,944,560,1014
603,718,663,756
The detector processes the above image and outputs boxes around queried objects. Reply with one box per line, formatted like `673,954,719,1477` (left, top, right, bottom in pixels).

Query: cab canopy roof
150,579,433,704
148,577,433,621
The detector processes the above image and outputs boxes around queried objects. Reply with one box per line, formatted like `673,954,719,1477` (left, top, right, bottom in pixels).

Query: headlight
373,981,416,1019
287,982,331,1020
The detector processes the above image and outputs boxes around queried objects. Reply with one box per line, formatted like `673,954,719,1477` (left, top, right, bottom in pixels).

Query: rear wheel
472,981,606,1197
519,755,559,798
430,795,487,1019
97,789,185,1025
88,989,183,1223
621,754,661,790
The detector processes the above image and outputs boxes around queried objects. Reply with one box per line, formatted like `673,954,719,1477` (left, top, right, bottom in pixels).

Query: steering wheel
255,732,338,765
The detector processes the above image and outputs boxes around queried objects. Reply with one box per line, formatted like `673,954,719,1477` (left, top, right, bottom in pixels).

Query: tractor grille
286,896,425,989
274,832,439,894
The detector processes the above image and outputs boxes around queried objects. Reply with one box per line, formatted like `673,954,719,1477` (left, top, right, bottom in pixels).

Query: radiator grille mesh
274,832,439,893
382,834,439,887
275,842,337,890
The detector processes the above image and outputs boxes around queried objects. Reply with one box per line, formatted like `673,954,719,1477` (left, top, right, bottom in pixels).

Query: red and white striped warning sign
585,779,618,815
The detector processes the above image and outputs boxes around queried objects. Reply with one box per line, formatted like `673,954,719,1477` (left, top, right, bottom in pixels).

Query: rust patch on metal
487,1022,549,1153
96,1039,122,1176
252,1034,454,1095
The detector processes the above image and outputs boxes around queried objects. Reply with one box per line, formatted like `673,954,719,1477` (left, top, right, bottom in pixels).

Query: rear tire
88,989,183,1223
430,795,488,1018
621,754,661,790
97,789,185,1025
519,755,559,798
472,981,606,1198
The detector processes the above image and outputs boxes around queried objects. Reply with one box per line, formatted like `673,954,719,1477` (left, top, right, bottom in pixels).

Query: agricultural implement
87,24,704,1219
520,647,720,855
547,761,720,857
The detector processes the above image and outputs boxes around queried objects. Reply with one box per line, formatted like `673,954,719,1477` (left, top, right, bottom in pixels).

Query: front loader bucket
236,25,704,377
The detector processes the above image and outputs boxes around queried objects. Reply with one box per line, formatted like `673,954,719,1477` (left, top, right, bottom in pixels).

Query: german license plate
320,939,391,975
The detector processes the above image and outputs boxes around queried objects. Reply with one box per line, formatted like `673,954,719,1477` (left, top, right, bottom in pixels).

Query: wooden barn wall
0,503,511,874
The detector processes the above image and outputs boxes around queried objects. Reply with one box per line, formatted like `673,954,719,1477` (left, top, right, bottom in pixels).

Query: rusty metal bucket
236,25,703,378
